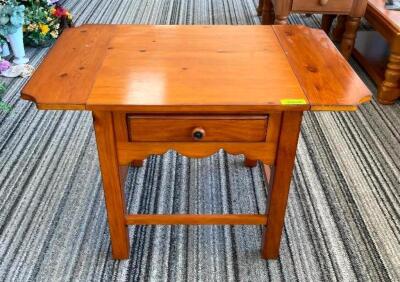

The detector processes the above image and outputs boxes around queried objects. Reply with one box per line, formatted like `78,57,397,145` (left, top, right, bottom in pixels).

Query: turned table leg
93,111,130,259
262,111,302,259
332,15,347,42
378,38,400,104
340,16,361,59
261,0,275,24
321,15,336,35
274,14,288,25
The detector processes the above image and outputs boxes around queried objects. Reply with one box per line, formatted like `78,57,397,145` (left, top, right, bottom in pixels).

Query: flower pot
0,43,10,57
7,26,29,65
24,37,55,48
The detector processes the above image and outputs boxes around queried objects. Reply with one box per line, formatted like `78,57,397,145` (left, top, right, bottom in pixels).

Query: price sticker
280,99,307,105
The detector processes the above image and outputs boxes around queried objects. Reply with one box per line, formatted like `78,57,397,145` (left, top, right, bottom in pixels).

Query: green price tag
280,99,307,105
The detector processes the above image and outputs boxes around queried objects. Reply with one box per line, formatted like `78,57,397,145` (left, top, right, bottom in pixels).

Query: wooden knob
319,0,328,5
192,127,205,140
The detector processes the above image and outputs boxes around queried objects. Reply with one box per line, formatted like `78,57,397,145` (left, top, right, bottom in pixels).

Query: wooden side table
351,0,400,104
21,25,371,260
257,0,368,59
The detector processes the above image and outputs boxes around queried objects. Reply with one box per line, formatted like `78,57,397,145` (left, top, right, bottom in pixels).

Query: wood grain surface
128,115,268,142
21,25,115,110
86,25,307,112
22,24,371,112
262,111,303,259
117,141,277,165
125,214,268,225
367,0,400,37
93,111,130,259
291,0,353,13
273,25,371,111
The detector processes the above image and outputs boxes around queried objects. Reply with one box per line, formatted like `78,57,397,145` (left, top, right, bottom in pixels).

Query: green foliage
0,81,11,112
0,0,25,37
16,0,52,6
0,81,6,94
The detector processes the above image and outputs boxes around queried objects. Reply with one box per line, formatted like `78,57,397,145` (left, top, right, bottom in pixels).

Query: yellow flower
66,12,72,20
49,7,56,15
39,24,50,35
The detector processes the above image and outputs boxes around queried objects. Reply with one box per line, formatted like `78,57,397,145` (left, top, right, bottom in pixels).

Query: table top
368,0,400,32
21,25,371,112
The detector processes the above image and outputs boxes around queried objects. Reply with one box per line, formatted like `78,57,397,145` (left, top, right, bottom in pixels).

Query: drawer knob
192,127,206,140
319,0,328,5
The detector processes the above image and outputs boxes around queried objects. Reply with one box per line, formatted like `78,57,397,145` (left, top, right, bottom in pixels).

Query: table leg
132,160,144,167
262,111,302,259
378,39,400,104
261,0,275,24
332,15,347,42
245,159,258,167
93,111,130,259
274,14,288,25
321,15,336,34
257,0,264,16
340,16,361,59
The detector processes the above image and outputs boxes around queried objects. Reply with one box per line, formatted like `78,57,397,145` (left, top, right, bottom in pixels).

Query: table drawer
128,115,268,142
292,0,353,13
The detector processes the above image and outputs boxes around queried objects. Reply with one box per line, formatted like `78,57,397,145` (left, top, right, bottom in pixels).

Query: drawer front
292,0,353,13
128,115,268,142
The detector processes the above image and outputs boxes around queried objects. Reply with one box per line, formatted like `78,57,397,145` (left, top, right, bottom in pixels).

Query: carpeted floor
0,0,399,281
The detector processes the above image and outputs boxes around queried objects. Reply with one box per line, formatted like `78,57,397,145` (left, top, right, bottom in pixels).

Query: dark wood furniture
352,0,400,104
257,0,368,59
21,25,371,260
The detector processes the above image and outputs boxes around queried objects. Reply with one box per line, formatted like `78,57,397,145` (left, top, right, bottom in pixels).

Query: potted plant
0,36,10,56
23,0,72,47
0,0,28,64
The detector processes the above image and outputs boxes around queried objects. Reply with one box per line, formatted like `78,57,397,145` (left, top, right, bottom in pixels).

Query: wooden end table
351,0,400,104
257,0,368,59
21,25,371,260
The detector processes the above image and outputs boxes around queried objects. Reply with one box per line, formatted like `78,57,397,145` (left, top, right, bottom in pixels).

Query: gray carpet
0,0,399,281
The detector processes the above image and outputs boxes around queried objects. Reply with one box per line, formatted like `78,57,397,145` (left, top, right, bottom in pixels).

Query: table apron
116,141,277,165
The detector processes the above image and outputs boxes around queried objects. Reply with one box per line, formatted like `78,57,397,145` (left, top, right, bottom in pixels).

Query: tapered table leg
261,0,275,24
340,16,361,59
378,38,400,104
321,15,336,34
132,160,144,167
245,159,258,167
257,0,264,16
93,111,130,259
262,111,303,259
